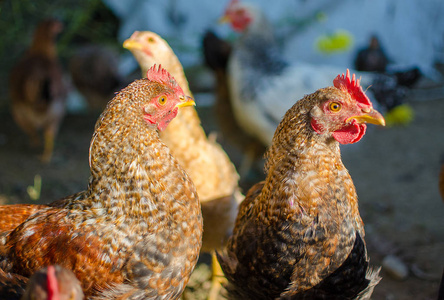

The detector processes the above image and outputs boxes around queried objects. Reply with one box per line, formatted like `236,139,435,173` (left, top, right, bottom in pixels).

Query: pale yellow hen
124,32,244,299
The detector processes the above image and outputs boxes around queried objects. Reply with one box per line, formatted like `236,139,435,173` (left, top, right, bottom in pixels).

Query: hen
123,30,243,299
123,31,243,246
217,70,384,299
354,35,389,73
0,65,202,299
220,0,417,146
9,19,67,163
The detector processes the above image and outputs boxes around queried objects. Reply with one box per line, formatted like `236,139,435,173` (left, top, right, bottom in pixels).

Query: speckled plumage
0,68,202,299
217,79,383,299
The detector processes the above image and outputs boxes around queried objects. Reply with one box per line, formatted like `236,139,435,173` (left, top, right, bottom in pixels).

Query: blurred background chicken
202,29,267,184
354,35,390,73
219,0,422,146
69,44,129,110
218,70,384,299
123,30,243,299
353,34,421,127
9,19,68,163
0,66,202,299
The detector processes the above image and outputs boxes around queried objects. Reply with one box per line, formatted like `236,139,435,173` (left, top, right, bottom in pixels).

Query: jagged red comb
47,266,60,300
333,69,371,107
227,0,239,9
146,64,184,95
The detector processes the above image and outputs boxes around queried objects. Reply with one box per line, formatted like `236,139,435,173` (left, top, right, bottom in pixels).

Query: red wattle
332,123,367,144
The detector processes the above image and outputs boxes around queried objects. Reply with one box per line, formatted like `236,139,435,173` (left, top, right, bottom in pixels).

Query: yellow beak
176,95,195,108
347,108,386,126
219,15,231,24
123,39,144,51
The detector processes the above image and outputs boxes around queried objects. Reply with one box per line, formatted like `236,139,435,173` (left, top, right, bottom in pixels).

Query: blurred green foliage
0,0,120,107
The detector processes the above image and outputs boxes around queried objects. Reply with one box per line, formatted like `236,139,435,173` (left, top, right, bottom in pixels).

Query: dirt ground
0,78,443,299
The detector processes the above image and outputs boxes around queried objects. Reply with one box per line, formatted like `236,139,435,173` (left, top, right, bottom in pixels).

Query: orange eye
329,102,341,112
158,96,167,105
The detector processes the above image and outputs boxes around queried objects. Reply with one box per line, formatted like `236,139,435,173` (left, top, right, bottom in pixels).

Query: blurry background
0,0,443,299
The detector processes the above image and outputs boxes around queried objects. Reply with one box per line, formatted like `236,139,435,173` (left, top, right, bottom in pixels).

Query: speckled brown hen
9,19,67,163
217,70,384,300
0,65,202,299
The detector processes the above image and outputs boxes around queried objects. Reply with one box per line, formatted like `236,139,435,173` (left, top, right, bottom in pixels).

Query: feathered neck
259,96,360,224
265,98,340,173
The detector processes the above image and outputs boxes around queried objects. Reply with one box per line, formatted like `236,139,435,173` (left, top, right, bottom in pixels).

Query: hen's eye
147,37,155,43
329,102,341,112
158,96,167,105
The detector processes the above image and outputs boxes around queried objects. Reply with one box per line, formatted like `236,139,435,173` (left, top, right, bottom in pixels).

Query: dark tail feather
369,73,409,111
202,30,232,72
393,67,422,88
369,67,422,111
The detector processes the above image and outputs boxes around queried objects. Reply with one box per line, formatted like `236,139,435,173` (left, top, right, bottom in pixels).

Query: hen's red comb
227,0,239,10
333,69,371,107
47,266,60,300
146,64,183,95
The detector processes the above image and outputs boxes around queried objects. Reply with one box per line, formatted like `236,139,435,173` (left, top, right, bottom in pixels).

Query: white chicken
221,0,417,146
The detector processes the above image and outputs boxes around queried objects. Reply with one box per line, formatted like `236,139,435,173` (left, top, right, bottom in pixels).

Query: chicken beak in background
347,108,386,126
123,39,144,51
176,96,195,108
219,15,231,24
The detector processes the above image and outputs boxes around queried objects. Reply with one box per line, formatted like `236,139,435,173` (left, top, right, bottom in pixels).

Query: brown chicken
123,30,243,299
0,65,202,299
217,70,384,299
9,19,67,163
